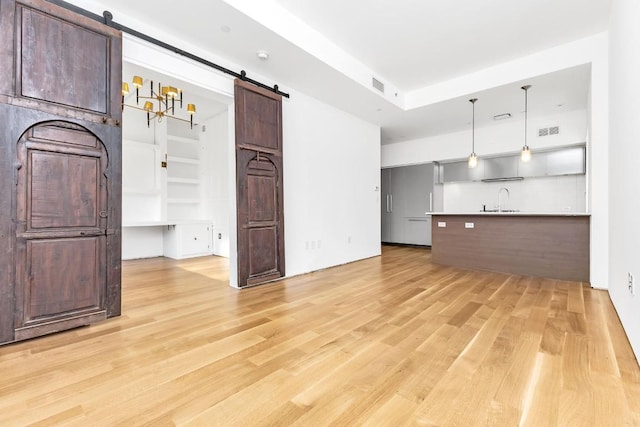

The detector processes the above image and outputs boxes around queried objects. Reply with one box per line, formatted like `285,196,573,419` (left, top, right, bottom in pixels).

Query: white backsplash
443,174,587,213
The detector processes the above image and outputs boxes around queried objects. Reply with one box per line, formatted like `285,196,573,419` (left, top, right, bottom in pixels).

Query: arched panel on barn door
235,80,285,288
13,121,113,341
236,151,284,287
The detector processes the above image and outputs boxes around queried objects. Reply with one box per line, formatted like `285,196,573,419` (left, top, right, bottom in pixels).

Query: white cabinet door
545,147,585,175
484,156,518,180
163,223,213,259
404,163,434,216
403,216,432,246
389,167,406,243
381,169,392,242
180,224,212,257
382,164,434,244
442,160,485,182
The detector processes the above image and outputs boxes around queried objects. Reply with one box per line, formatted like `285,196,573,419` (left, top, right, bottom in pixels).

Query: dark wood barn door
0,0,122,345
234,79,285,287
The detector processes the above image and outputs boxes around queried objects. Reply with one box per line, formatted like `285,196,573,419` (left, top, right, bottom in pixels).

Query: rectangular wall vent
538,126,560,137
372,77,385,93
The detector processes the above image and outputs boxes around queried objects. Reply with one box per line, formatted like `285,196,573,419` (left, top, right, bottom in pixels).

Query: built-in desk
431,213,590,282
122,220,213,260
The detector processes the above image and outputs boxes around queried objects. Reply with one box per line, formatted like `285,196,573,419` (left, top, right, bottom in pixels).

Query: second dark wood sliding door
234,79,284,288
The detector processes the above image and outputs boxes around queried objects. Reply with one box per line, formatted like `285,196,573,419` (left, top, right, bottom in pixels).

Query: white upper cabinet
440,145,585,183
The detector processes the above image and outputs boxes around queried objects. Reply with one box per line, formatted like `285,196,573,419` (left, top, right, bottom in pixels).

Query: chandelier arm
122,104,196,126
123,104,152,112
169,116,196,125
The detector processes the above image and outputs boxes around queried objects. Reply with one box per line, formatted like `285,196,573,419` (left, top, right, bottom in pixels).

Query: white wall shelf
168,135,199,144
168,198,201,204
167,177,200,184
122,188,162,196
167,155,199,165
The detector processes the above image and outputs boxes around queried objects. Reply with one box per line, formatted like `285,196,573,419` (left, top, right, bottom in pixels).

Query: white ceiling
270,0,610,91
81,0,611,145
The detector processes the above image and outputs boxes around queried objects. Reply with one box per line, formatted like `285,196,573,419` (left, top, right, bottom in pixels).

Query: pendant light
468,98,478,168
521,85,532,162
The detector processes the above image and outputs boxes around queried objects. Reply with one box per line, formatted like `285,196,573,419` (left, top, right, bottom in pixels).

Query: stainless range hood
481,176,525,182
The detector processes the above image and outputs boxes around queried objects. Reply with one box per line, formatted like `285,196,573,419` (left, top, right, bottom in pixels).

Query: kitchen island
431,213,590,282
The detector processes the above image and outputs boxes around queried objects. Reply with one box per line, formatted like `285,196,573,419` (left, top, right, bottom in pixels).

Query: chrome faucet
497,187,510,212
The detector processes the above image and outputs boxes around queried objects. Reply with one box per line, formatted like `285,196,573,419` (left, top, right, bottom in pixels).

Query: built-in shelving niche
120,62,232,260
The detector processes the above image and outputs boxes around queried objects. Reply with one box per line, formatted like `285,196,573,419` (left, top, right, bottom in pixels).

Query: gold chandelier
122,76,196,128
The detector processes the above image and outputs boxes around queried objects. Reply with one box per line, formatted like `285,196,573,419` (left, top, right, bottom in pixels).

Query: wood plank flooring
0,245,639,426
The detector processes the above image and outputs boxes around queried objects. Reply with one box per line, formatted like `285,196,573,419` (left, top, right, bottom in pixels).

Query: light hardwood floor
1,245,639,426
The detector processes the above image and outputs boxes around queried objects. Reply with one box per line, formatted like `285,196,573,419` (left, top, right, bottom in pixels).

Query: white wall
444,175,586,213
203,112,232,258
608,0,640,360
587,36,611,291
283,90,381,276
382,109,587,167
122,227,164,259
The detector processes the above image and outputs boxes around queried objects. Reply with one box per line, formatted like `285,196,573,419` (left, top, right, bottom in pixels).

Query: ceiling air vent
372,77,385,93
539,127,549,137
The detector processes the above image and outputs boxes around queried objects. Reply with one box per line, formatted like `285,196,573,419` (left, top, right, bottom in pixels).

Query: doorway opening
121,61,234,282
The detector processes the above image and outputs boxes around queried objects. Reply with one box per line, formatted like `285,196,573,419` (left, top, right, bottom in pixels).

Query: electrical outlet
217,233,222,239
629,273,635,295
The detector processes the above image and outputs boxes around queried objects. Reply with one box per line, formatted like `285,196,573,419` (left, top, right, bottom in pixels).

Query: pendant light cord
470,98,478,153
522,85,531,148
472,100,475,153
524,87,528,148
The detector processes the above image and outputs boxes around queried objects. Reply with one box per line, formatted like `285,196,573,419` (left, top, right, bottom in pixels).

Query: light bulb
521,146,531,162
468,153,478,168
132,76,143,88
167,86,179,98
